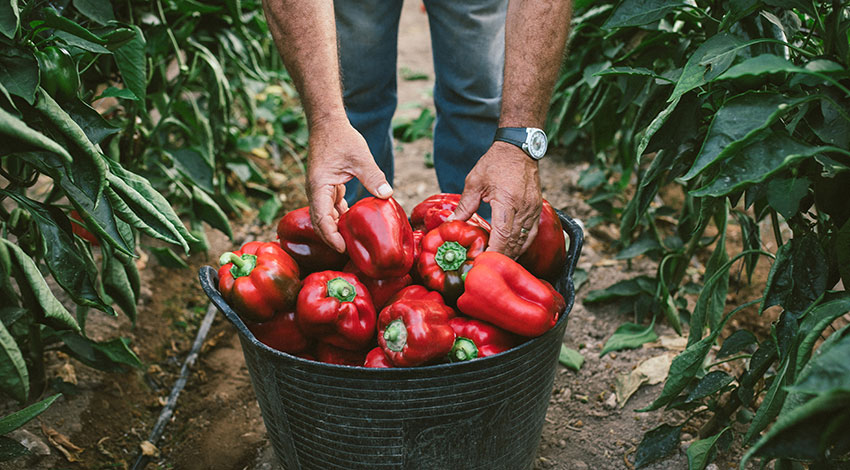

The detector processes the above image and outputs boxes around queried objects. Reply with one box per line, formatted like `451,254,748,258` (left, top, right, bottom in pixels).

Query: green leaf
93,86,137,101
2,239,79,332
787,328,850,395
42,7,108,44
766,177,811,220
634,423,682,468
585,275,656,303
0,393,61,435
106,187,181,246
147,246,188,269
0,320,27,403
716,54,802,80
102,248,136,323
615,233,662,260
72,0,114,24
685,371,734,403
192,186,232,239
717,329,757,358
559,344,585,371
635,97,680,162
0,50,38,104
744,352,791,444
63,98,121,145
0,191,113,315
602,0,687,28
691,131,833,197
60,334,142,372
258,196,282,227
686,428,731,470
683,92,802,181
835,219,850,289
168,148,214,194
0,436,29,461
0,0,20,39
112,25,146,107
688,204,729,344
600,321,658,357
761,234,828,315
670,33,744,103
0,107,73,163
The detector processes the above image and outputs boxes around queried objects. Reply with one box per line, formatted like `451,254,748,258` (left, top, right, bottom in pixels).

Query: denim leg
334,0,404,204
423,0,508,219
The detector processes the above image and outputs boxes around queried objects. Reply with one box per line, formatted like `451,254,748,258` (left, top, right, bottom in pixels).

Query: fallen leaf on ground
140,440,160,457
614,353,674,408
644,334,687,351
41,423,83,462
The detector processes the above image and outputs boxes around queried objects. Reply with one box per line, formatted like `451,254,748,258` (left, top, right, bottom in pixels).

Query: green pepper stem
383,319,408,352
435,241,467,272
219,252,257,278
327,277,356,302
449,337,479,362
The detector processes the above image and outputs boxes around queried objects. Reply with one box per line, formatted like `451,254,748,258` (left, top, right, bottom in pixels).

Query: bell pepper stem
219,252,257,278
383,319,408,352
327,277,356,302
449,337,479,362
435,241,467,272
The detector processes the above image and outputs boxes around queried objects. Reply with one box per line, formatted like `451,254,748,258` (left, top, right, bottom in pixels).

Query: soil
1,2,768,469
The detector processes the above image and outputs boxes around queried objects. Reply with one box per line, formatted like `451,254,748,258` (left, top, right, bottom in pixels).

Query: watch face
527,129,547,159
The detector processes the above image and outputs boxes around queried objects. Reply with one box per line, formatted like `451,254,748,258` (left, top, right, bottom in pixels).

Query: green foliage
552,0,850,466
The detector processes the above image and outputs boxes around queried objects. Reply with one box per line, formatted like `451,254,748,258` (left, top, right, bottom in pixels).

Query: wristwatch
493,127,548,160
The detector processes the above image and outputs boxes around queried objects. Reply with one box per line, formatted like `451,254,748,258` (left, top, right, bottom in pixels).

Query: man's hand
307,117,393,253
451,141,542,258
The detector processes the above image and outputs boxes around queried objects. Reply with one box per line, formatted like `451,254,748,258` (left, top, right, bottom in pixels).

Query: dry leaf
140,440,160,457
58,362,78,385
644,335,688,351
41,423,83,462
614,353,674,407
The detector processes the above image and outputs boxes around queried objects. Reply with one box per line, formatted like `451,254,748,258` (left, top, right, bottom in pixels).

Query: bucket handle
198,265,261,346
553,208,584,298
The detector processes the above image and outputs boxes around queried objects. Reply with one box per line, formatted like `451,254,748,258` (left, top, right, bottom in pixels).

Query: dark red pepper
315,342,368,366
364,347,393,368
518,199,567,281
410,193,491,232
69,210,99,245
448,316,521,362
417,220,488,304
247,311,312,355
343,260,412,310
296,271,376,350
218,241,301,323
386,285,450,309
378,298,456,367
277,206,348,274
338,197,414,279
457,252,565,337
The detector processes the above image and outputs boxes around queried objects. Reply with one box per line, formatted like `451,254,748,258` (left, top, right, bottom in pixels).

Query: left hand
450,141,542,258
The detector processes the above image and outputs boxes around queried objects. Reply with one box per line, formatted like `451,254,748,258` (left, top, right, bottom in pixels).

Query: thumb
449,188,481,222
357,160,393,199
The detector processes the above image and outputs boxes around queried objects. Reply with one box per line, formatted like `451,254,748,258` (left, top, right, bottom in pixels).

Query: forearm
501,0,572,127
262,0,346,129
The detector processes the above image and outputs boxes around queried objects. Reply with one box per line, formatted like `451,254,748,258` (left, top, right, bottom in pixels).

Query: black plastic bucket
199,211,583,470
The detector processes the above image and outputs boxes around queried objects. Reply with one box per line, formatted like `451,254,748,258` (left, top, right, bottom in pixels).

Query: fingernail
446,212,456,221
377,183,392,197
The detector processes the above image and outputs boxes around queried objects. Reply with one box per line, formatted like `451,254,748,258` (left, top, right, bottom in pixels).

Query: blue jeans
334,0,507,218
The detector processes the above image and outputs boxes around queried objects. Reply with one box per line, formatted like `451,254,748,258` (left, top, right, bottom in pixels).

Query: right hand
306,117,393,253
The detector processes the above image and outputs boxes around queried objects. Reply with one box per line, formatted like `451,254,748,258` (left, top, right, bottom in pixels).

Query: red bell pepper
412,229,425,264
364,347,393,368
296,271,376,350
315,342,368,366
338,197,414,279
218,241,301,323
410,193,491,232
277,206,348,274
378,298,456,367
343,261,412,310
247,311,312,355
447,316,521,362
417,220,488,304
69,210,99,245
518,199,567,281
386,285,451,309
457,252,565,337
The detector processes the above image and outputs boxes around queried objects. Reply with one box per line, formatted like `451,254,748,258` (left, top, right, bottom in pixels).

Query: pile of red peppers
218,193,568,368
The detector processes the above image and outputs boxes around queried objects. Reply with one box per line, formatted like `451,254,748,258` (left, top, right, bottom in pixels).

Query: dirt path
2,2,709,470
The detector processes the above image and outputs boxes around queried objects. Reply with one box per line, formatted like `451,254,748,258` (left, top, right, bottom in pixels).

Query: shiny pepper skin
417,220,488,304
518,200,567,281
218,241,301,323
378,298,456,367
343,260,412,310
277,206,348,274
363,347,393,368
448,316,520,362
457,252,565,337
410,193,491,232
296,271,377,351
338,197,414,279
247,311,312,355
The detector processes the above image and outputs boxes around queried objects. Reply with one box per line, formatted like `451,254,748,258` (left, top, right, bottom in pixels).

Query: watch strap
493,127,529,149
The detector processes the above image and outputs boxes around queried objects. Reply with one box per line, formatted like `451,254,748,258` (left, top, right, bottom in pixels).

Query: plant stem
771,210,784,248
28,322,46,402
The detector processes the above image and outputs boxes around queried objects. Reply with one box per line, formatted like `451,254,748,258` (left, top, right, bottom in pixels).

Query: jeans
334,0,507,218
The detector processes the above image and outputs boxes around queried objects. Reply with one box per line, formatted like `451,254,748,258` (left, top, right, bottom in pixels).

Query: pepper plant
548,0,850,467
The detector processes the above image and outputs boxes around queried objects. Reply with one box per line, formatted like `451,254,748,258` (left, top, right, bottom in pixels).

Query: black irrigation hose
131,302,218,470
